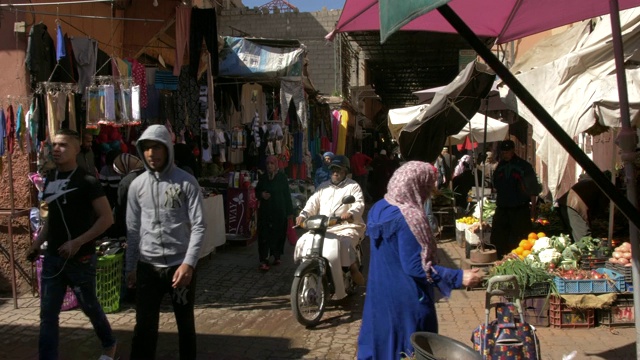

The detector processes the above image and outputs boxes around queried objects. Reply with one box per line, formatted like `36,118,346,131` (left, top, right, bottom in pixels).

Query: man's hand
26,241,42,262
295,216,305,227
58,239,82,259
340,212,353,221
172,263,194,288
127,271,136,288
461,268,484,288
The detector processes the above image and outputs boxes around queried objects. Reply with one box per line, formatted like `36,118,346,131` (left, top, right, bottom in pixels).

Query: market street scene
0,0,639,359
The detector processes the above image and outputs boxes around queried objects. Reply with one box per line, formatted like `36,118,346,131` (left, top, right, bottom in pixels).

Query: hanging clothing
25,23,56,84
70,37,98,96
174,4,192,77
331,110,340,153
280,79,307,128
336,109,349,155
6,105,15,154
16,104,24,152
35,93,47,143
67,93,77,131
55,23,65,61
189,7,218,78
128,59,148,108
241,83,264,124
0,109,5,156
176,66,201,137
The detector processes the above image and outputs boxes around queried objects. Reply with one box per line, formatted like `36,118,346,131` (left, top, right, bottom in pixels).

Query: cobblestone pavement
0,232,635,359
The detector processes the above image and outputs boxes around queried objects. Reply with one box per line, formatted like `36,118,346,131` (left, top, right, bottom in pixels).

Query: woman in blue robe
357,161,483,359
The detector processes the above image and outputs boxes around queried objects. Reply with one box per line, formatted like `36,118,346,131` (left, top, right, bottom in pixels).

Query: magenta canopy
335,0,640,44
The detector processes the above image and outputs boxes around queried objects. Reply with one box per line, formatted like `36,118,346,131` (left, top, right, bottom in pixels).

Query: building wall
217,8,341,96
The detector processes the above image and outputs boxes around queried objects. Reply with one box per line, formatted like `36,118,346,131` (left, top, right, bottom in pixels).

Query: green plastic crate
96,253,123,313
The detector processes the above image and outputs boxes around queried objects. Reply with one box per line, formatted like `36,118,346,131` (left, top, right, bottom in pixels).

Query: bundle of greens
489,253,557,298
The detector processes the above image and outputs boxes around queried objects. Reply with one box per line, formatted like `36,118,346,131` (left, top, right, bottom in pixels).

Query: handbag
287,218,299,245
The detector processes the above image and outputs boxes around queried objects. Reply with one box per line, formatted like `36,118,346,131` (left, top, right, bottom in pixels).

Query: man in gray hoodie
126,125,205,360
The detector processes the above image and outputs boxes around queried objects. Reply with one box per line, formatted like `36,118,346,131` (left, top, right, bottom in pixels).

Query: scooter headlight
304,216,325,230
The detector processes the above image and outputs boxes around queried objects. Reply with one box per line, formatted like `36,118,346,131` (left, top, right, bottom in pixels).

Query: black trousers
130,262,197,360
490,206,532,258
189,8,218,78
258,217,287,263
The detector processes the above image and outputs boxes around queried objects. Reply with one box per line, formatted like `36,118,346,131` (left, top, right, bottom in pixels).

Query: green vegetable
489,255,557,298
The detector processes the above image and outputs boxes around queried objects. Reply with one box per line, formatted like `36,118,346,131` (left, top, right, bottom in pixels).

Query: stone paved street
0,232,635,359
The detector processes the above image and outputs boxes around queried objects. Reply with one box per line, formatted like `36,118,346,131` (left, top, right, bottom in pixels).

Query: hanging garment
16,104,24,152
55,23,66,61
189,7,218,78
176,66,201,137
35,93,47,143
95,48,112,76
331,110,340,153
25,23,56,84
174,4,192,77
280,79,307,128
70,37,98,96
6,105,15,154
128,59,148,108
336,109,349,155
24,106,32,153
67,93,76,131
46,91,66,138
28,99,38,152
0,109,5,156
241,83,263,124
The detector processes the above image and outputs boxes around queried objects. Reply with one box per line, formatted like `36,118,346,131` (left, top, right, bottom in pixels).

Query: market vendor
491,140,541,258
556,174,610,242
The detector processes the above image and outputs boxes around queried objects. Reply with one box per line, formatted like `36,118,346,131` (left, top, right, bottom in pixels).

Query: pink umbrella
334,0,640,44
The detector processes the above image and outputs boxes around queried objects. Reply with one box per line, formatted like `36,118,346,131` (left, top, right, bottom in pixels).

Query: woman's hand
461,268,484,288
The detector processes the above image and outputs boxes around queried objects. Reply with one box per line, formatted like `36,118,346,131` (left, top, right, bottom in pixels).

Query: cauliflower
538,248,562,265
562,244,582,262
532,237,551,253
551,235,570,252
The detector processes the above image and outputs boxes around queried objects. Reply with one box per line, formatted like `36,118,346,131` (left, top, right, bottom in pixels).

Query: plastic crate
580,256,608,270
515,296,550,327
605,261,633,284
96,253,123,314
524,282,551,297
553,268,625,294
549,295,596,329
36,256,78,311
598,293,635,327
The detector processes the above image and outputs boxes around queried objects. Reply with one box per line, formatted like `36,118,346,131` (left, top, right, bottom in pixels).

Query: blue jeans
39,254,116,360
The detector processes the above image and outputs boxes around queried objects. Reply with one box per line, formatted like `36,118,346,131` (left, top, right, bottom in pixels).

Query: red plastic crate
549,295,595,329
597,293,635,327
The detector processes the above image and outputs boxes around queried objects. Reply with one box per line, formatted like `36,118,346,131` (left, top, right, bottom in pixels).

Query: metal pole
608,0,640,354
436,4,640,231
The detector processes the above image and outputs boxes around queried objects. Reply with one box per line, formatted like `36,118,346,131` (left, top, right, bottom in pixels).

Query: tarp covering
336,0,640,44
218,37,304,78
501,8,640,199
388,106,506,145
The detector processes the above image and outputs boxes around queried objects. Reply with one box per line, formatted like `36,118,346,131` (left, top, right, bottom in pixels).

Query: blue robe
357,199,462,360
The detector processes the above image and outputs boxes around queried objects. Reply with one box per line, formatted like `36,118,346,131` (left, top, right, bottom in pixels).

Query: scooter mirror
341,195,356,205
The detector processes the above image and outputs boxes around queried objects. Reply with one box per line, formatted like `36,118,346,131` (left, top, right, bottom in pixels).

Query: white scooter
291,195,363,327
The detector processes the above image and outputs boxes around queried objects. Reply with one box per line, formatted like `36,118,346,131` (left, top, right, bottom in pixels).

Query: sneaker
259,263,270,271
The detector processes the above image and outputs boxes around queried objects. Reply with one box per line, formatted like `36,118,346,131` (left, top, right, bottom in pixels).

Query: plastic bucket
410,332,481,360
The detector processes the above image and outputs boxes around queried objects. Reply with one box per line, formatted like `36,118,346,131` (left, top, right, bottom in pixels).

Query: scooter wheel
291,268,327,327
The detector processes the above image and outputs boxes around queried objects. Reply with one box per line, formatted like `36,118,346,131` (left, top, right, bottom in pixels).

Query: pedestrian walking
126,124,206,360
350,150,373,202
28,128,117,360
358,161,483,359
256,155,294,270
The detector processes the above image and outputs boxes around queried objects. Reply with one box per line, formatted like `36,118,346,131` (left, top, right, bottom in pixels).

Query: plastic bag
287,218,298,245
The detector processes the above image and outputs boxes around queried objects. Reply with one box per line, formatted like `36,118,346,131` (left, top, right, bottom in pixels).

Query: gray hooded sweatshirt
125,125,205,272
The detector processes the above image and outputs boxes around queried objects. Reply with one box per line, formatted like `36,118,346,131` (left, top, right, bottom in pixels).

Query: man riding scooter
295,155,366,286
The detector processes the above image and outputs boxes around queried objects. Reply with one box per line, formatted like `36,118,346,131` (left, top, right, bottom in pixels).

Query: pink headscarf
384,161,439,279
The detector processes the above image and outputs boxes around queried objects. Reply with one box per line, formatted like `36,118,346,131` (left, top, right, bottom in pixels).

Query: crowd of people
32,126,620,359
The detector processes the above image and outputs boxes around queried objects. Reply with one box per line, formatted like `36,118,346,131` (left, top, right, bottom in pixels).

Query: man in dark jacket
490,140,541,258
